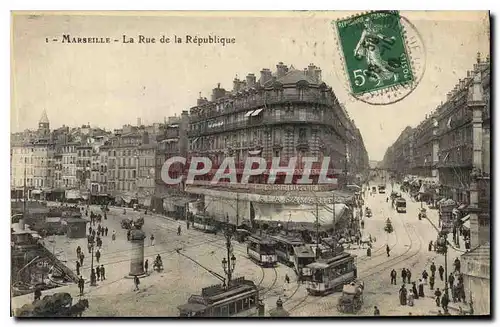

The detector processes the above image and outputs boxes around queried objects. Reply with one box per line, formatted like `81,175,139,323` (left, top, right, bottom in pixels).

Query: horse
69,299,89,317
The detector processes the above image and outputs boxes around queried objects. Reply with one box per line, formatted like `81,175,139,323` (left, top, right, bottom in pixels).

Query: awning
169,124,179,128
31,190,42,195
251,108,264,116
244,110,255,117
65,190,82,200
248,149,262,155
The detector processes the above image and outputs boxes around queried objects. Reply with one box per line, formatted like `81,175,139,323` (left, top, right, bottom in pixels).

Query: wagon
337,281,364,314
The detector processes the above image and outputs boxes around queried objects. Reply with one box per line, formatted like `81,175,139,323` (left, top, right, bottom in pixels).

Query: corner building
184,62,369,228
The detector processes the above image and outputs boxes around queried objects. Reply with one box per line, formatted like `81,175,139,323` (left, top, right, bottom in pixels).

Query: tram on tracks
305,251,357,296
293,245,316,280
270,234,304,266
191,214,218,233
246,234,278,267
177,277,259,317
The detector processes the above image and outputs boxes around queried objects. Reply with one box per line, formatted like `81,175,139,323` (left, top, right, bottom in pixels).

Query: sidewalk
423,204,466,254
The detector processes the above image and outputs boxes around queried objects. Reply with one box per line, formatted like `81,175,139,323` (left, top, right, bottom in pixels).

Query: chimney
259,68,272,85
276,62,287,78
233,77,241,93
307,63,316,79
137,118,142,126
314,67,322,83
246,73,256,88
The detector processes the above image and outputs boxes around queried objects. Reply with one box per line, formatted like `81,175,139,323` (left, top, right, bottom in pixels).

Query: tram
178,277,259,317
378,185,386,194
395,198,407,213
270,234,304,267
305,252,357,296
192,215,218,233
246,235,278,267
293,245,316,280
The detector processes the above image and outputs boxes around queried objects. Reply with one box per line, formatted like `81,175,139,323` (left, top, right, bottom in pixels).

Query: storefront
460,243,490,315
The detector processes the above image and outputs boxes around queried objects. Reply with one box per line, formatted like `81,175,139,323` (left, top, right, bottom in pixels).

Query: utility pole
315,202,319,259
332,193,336,237
236,193,239,227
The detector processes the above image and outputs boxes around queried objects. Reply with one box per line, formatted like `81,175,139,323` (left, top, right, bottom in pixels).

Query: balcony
189,94,332,123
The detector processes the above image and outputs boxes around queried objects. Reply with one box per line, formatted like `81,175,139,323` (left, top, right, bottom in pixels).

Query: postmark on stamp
332,10,426,105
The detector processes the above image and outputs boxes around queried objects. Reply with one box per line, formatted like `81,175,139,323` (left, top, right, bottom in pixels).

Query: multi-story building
76,145,92,198
61,142,78,190
98,147,108,197
154,113,190,214
381,126,414,179
136,134,157,207
184,62,368,227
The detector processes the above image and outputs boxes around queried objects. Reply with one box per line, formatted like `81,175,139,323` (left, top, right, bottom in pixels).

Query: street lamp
221,223,236,289
436,232,449,296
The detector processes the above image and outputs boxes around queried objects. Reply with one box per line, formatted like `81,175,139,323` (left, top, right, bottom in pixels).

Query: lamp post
221,223,236,289
436,233,449,296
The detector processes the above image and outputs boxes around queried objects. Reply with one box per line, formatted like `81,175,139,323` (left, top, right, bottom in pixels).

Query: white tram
293,245,316,281
306,252,357,296
246,235,278,267
192,215,218,233
178,277,259,317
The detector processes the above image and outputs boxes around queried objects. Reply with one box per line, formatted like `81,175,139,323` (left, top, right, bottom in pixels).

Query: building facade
184,62,369,227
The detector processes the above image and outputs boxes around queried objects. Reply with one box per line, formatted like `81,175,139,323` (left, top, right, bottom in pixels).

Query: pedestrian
366,247,372,257
96,265,101,281
33,287,42,302
418,279,425,297
434,288,442,307
91,268,96,285
399,284,407,305
92,229,96,238
87,243,92,254
187,220,190,229
390,269,397,285
438,265,444,281
422,270,429,285
104,212,107,220
78,276,85,295
360,220,365,229
112,230,116,241
406,269,412,284
150,234,155,246
100,265,106,280
429,274,435,290
430,262,436,277
144,259,149,274
412,282,419,300
373,306,380,316
386,244,390,257
454,258,461,273
96,249,101,263
134,275,140,291
127,229,131,241
401,268,407,284
441,289,450,313
177,225,182,236
448,273,455,290
428,241,433,252
407,289,415,307
105,227,109,236
76,245,82,259
76,261,81,276
285,274,290,284
79,252,85,266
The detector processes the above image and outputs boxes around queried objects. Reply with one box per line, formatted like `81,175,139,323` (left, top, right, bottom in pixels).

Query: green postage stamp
335,11,414,96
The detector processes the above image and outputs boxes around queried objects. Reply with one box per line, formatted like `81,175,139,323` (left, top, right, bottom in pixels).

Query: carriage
121,219,133,229
337,281,364,313
418,208,427,220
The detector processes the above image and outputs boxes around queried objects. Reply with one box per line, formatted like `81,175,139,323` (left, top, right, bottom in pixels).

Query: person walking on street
100,265,106,280
78,276,85,296
406,269,412,284
401,268,407,284
144,259,149,274
386,244,390,257
285,274,290,284
177,225,182,236
96,249,101,264
34,288,42,302
112,230,116,241
418,279,425,297
399,284,407,305
105,227,109,237
434,288,442,307
430,262,437,277
422,270,429,285
438,265,445,281
428,241,433,252
412,282,419,300
87,243,92,254
441,289,450,313
373,306,380,316
187,220,190,229
429,274,435,290
448,273,455,290
150,234,155,246
134,276,140,291
76,261,81,276
79,252,85,266
76,246,82,259
454,258,461,273
96,265,101,281
390,269,397,285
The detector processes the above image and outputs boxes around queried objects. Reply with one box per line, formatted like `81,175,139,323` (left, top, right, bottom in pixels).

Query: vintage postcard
10,11,491,318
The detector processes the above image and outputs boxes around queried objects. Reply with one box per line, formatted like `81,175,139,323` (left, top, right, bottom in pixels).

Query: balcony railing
190,94,332,123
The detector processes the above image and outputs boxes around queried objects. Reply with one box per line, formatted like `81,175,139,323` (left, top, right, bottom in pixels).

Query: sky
11,11,490,161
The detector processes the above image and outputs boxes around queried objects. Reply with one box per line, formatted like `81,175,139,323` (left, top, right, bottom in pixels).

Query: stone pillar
467,65,486,248
129,228,146,276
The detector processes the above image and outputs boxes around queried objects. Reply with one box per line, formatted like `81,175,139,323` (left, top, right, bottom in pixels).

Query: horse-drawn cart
337,281,364,314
